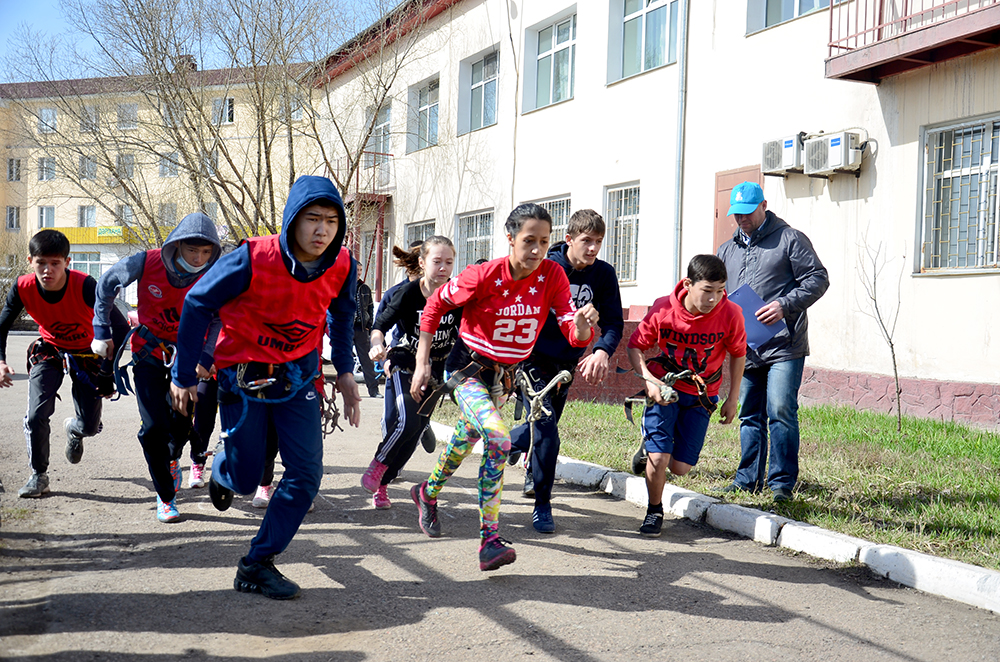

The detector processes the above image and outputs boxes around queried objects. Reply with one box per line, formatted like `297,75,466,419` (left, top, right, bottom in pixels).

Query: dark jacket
355,279,374,329
717,210,829,368
530,242,624,366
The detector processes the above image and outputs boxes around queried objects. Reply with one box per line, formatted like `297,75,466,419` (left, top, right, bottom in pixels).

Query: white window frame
407,78,439,153
212,97,235,125
470,52,498,132
537,196,572,245
78,205,97,228
38,206,55,229
117,103,138,130
38,107,57,134
158,203,177,227
116,204,134,226
605,184,640,283
37,157,56,181
201,201,219,222
80,105,99,133
364,104,391,169
920,116,1000,272
457,210,494,270
405,220,436,246
608,0,679,83
6,206,21,231
527,14,577,111
202,149,219,178
79,155,97,181
7,158,21,182
747,0,834,33
69,251,102,278
159,152,179,178
117,153,135,180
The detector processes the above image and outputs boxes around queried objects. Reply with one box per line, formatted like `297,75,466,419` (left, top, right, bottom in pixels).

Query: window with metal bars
405,220,436,246
457,210,494,270
921,119,1000,271
605,184,640,282
538,197,572,245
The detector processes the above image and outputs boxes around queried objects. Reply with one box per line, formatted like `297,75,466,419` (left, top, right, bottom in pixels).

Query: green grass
434,399,1000,570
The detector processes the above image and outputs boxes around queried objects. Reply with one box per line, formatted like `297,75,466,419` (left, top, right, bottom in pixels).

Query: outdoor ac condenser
762,135,802,175
804,131,863,176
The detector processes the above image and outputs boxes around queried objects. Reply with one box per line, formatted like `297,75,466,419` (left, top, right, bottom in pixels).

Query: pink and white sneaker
252,484,273,508
361,459,388,494
373,484,391,510
188,463,206,489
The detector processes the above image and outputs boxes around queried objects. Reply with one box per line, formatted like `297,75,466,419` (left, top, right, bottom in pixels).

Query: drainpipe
672,0,691,283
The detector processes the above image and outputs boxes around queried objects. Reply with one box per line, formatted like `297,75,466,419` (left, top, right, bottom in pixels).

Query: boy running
627,254,746,537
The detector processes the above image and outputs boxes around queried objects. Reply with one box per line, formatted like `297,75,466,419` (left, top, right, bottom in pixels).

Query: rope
515,369,573,467
218,361,312,439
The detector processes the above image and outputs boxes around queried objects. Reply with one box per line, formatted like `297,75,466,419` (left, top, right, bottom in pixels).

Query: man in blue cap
716,182,829,502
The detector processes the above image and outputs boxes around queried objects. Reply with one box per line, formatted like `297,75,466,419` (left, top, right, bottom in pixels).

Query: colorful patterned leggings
424,376,510,541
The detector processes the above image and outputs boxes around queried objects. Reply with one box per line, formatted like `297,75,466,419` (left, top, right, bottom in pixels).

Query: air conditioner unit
803,131,863,176
762,135,802,174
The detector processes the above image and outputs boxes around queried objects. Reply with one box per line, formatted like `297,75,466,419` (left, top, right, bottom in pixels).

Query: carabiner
162,344,177,369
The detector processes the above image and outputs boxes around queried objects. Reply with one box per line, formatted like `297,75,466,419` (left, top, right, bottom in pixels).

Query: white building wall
682,4,1000,384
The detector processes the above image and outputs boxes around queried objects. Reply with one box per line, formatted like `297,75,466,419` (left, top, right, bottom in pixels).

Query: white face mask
177,253,209,273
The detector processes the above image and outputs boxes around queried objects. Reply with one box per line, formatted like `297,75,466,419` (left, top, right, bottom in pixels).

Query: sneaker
410,481,441,538
479,535,517,571
361,458,388,494
234,555,300,600
506,449,522,466
156,496,181,523
169,460,182,493
188,463,206,489
639,510,664,538
523,471,535,498
18,472,50,498
631,444,647,475
373,484,391,510
532,503,555,534
64,418,84,464
209,474,234,512
772,487,794,502
714,482,751,495
420,426,437,453
252,484,273,509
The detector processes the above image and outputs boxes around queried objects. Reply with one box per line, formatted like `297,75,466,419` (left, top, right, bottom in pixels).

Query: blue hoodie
171,176,357,388
531,242,624,365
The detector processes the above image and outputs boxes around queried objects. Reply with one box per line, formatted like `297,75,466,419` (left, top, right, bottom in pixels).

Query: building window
80,105,99,133
38,206,55,229
117,153,135,179
7,158,21,182
70,251,102,278
79,156,97,180
158,203,177,227
747,0,833,32
624,0,678,78
538,197,572,245
116,204,134,226
78,205,96,228
38,107,57,134
364,105,391,168
37,157,56,181
534,15,576,110
408,79,439,152
605,184,640,282
470,52,498,132
212,97,235,125
162,101,183,127
200,201,218,222
159,152,178,177
405,220,436,246
285,94,305,122
202,150,219,178
6,206,21,231
117,103,138,130
921,118,1000,271
457,210,494,270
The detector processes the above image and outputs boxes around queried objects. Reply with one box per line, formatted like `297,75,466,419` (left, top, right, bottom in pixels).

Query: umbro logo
50,321,88,342
264,320,317,344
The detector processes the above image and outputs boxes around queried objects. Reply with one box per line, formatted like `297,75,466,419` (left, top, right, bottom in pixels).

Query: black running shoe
420,426,436,453
631,444,647,476
234,555,301,600
506,449,522,466
639,511,664,538
479,535,516,571
209,474,234,512
64,418,84,464
410,481,441,537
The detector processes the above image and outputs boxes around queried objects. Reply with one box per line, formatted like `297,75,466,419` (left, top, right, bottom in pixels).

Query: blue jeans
734,357,805,492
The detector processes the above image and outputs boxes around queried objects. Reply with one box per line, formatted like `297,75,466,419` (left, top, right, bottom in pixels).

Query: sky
0,0,72,53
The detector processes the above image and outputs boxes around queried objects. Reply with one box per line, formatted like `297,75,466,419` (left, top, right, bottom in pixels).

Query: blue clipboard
728,284,787,350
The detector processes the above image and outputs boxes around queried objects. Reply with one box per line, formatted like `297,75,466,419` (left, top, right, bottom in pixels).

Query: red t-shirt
628,280,747,397
421,256,592,364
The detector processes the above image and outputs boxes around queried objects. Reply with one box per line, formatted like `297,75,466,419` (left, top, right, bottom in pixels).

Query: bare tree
857,229,905,433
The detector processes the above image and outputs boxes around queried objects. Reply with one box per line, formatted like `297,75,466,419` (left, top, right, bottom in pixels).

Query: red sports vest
18,270,94,351
133,249,196,358
213,236,351,369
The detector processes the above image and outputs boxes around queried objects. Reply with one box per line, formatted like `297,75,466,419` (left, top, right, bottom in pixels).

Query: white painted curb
777,522,872,564
705,503,792,546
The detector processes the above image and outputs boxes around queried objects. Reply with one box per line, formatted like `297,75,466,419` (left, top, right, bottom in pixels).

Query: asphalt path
1,334,999,661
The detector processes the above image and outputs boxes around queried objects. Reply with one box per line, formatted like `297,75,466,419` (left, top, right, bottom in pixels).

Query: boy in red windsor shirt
410,203,598,571
627,254,747,538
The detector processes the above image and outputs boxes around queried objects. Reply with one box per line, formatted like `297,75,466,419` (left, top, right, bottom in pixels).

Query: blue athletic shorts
640,391,719,466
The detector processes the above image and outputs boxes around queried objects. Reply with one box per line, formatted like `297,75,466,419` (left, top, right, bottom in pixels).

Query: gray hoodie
716,210,829,368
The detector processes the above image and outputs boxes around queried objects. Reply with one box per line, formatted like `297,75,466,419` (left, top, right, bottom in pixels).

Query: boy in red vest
92,213,221,522
170,175,361,600
0,230,128,497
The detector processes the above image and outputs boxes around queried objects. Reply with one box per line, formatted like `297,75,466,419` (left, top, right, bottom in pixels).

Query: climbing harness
513,368,573,466
112,325,177,396
218,360,312,440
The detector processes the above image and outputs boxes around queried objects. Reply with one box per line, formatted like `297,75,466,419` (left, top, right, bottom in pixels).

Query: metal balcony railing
332,151,395,200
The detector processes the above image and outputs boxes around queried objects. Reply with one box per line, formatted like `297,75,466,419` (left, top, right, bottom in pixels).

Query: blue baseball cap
727,182,765,216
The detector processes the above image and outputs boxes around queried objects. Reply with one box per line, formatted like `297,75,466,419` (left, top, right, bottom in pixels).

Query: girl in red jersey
410,204,598,571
